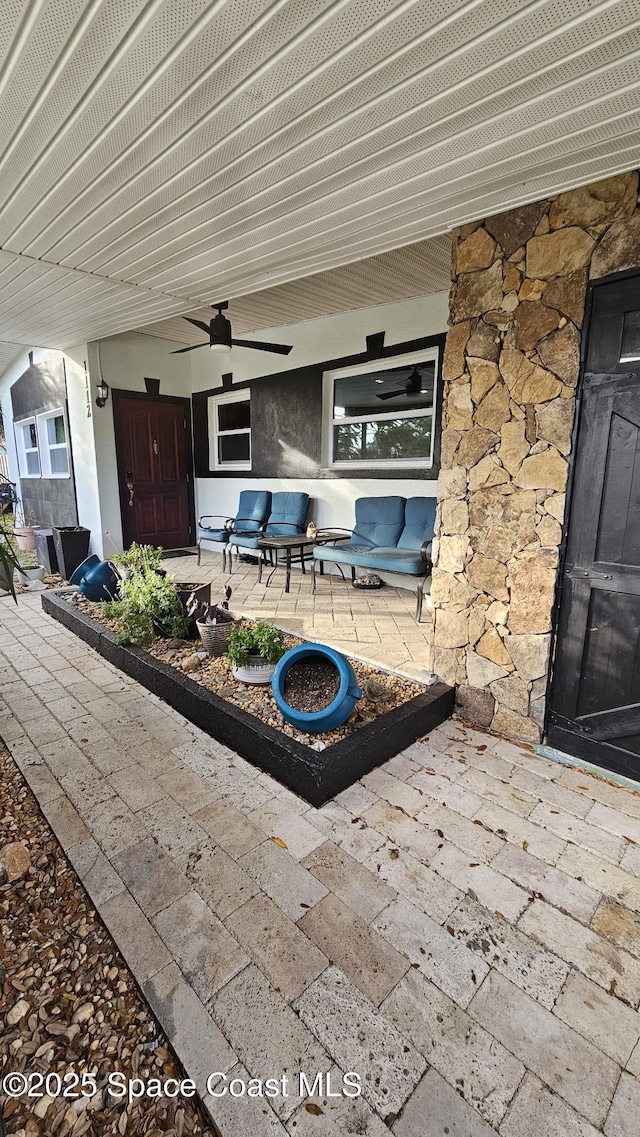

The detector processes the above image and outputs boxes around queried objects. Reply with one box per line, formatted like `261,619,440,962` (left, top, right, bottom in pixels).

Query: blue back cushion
353,496,406,548
235,489,271,532
266,492,309,536
397,497,437,550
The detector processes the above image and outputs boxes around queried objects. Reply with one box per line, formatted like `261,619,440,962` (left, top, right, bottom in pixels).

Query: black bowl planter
41,591,454,807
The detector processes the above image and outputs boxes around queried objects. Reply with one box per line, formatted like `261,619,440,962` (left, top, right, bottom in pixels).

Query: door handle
126,480,135,507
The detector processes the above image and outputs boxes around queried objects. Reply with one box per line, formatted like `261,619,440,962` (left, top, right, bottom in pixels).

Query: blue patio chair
197,489,271,570
228,491,309,572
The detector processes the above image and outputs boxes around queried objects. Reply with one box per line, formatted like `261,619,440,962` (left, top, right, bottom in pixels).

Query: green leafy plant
112,542,164,575
226,621,285,668
104,545,189,646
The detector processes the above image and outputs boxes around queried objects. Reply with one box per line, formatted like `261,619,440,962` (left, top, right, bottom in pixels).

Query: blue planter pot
78,560,119,602
69,554,100,585
272,643,362,733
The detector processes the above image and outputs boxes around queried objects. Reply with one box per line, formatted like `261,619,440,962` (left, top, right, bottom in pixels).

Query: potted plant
226,620,286,684
190,585,234,656
306,519,317,539
14,562,46,586
13,509,41,551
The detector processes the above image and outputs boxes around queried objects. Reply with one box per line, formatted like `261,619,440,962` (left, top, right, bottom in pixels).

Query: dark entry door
113,394,193,550
548,273,640,779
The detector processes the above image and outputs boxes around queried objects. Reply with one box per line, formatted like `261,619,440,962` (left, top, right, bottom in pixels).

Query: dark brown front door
547,273,640,779
113,393,193,550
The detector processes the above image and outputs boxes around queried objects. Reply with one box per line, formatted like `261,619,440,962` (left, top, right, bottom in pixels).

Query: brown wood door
113,394,192,549
547,273,640,780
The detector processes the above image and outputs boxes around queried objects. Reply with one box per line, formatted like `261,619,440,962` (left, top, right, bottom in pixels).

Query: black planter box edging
42,591,455,807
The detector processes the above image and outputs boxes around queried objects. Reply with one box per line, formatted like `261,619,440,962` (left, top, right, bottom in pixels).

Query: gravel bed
69,596,422,748
0,745,216,1137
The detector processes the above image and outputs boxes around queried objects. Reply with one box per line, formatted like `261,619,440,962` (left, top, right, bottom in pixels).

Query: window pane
333,363,435,418
50,447,69,475
334,416,432,462
47,414,66,445
218,400,250,431
218,432,250,464
621,310,640,362
26,451,40,475
23,422,37,448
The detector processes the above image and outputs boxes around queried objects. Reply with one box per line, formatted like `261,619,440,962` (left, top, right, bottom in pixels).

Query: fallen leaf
522,841,529,851
305,1104,324,1115
389,848,400,860
271,837,288,849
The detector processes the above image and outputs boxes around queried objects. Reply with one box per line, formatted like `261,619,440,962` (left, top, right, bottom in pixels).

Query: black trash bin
53,526,91,580
34,528,59,575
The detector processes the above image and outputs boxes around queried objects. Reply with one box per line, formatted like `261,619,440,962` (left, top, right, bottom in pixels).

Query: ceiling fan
376,365,430,400
171,302,293,355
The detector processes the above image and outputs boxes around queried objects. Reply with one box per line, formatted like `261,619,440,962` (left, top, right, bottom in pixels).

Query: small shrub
105,545,189,646
226,621,285,668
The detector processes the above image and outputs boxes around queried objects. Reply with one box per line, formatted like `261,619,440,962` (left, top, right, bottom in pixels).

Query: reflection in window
329,357,437,467
15,418,40,477
209,390,251,470
621,310,640,362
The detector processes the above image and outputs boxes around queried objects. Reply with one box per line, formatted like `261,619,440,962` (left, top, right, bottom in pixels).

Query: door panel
548,273,640,779
113,394,192,550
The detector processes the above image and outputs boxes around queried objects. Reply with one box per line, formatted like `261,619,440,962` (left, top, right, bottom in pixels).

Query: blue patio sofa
311,496,435,622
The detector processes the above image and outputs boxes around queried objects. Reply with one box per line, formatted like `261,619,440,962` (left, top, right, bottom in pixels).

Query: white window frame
208,389,251,471
322,346,439,470
14,417,41,478
37,407,70,479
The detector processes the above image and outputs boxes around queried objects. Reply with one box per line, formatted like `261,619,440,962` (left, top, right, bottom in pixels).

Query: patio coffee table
258,531,350,593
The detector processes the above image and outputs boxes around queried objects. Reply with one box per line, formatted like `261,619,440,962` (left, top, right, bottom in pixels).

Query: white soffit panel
0,0,638,355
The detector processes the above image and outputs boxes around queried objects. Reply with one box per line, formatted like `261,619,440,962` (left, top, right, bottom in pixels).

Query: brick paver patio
2,591,640,1135
171,549,433,679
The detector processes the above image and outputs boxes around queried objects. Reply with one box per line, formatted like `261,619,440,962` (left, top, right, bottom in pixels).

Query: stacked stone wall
431,170,640,741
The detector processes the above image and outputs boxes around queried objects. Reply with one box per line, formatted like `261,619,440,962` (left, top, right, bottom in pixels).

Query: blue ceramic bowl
272,643,361,733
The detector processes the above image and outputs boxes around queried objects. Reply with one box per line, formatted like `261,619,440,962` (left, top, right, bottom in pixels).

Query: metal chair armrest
420,540,433,564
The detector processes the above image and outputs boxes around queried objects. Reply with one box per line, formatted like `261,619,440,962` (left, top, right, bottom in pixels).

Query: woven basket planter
197,618,232,657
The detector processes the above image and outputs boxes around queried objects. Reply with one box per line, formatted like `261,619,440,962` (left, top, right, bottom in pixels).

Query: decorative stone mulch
0,745,216,1137
70,595,423,748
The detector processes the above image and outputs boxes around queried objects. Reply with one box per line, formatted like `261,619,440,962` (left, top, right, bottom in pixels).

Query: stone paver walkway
2,592,640,1135
168,550,433,680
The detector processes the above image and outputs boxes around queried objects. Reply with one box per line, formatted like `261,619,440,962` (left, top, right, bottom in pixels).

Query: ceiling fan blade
376,386,407,400
231,338,292,355
183,316,212,334
170,342,211,353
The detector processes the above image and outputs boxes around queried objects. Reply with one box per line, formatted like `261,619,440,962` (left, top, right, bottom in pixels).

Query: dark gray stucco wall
10,358,78,527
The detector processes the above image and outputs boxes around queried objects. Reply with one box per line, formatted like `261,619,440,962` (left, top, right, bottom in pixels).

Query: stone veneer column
431,170,640,742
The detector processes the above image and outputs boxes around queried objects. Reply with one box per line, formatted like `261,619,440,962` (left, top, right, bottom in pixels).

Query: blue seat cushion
198,527,228,543
265,491,309,536
230,489,272,533
313,542,375,565
354,547,429,575
352,496,406,548
397,497,436,550
231,532,261,550
313,544,427,575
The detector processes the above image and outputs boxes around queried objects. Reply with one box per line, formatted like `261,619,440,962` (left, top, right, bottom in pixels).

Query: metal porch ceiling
0,0,639,355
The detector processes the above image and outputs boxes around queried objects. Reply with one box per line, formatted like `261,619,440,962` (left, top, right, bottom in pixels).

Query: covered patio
166,550,433,681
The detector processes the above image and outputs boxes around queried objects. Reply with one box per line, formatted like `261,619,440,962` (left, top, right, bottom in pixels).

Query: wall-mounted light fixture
95,379,109,408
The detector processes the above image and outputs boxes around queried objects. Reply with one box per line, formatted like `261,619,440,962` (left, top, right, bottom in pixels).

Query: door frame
545,266,640,768
112,388,196,550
